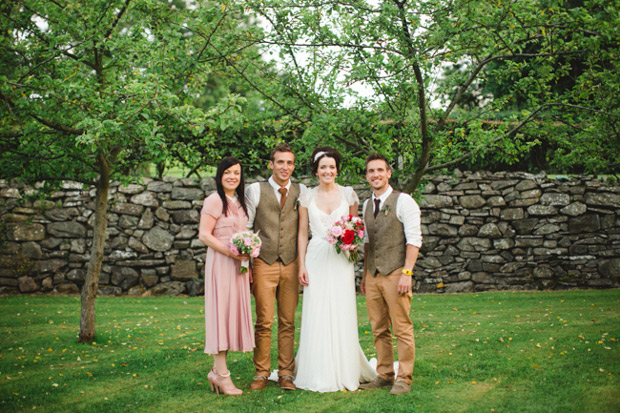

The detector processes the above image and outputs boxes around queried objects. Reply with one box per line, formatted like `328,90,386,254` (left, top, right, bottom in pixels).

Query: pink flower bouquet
229,231,262,273
326,215,365,262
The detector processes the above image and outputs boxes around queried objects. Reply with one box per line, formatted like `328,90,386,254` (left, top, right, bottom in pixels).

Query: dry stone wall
0,177,214,297
414,171,620,293
0,171,619,296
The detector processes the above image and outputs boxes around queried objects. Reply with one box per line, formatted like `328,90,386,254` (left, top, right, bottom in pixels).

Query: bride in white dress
294,147,377,392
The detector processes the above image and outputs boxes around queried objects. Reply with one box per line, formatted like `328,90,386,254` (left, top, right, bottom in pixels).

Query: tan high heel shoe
207,368,218,393
208,368,242,396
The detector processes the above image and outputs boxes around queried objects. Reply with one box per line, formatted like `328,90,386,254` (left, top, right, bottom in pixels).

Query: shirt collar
268,176,291,191
372,185,393,204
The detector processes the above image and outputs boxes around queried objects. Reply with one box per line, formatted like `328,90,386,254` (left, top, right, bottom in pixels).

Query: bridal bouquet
326,215,365,262
229,231,262,273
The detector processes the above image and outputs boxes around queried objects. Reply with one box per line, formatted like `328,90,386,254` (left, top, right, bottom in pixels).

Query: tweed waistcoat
254,182,300,265
364,191,406,276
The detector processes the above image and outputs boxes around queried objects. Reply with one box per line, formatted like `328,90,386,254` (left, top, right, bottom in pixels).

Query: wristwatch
401,269,413,276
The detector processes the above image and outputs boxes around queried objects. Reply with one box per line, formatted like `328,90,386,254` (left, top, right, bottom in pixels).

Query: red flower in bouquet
342,230,355,245
326,215,365,262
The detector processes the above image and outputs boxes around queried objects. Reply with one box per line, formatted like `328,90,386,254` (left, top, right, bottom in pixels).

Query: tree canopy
1,0,619,338
0,0,257,340
238,0,620,186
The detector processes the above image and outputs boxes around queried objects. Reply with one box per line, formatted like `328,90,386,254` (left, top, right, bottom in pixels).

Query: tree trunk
78,171,110,342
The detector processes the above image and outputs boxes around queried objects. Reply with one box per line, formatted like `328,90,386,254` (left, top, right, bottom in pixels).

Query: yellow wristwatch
401,269,413,276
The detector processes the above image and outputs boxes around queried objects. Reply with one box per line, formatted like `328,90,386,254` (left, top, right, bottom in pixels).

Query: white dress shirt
245,176,308,230
362,185,423,248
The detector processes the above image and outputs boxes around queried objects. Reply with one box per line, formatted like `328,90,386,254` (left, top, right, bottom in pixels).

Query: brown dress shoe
278,375,296,390
389,380,411,395
249,375,268,391
358,376,393,390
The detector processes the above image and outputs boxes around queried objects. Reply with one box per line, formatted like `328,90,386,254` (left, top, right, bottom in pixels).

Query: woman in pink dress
199,156,255,396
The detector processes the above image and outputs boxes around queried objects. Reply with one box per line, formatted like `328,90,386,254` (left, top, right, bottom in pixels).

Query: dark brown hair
365,153,391,172
311,146,342,175
270,143,295,161
215,156,247,217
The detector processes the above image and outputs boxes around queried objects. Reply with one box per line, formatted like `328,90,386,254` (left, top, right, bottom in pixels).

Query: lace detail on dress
343,186,359,206
301,186,358,208
299,187,315,209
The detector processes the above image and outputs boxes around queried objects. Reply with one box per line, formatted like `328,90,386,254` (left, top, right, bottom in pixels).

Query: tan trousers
252,258,299,377
365,267,415,384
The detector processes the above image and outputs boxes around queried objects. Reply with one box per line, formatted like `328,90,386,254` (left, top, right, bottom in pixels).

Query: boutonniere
381,205,391,216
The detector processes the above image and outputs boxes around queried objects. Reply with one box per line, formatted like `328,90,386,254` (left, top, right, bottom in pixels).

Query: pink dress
202,193,255,354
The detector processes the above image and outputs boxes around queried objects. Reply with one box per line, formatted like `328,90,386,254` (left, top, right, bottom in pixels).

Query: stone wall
0,178,216,296
0,171,619,296
415,171,620,292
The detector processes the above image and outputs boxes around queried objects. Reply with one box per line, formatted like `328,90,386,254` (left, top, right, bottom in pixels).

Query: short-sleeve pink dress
201,193,255,354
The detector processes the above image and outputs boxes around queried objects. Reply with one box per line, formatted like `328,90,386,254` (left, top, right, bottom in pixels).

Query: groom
359,153,422,395
245,144,307,391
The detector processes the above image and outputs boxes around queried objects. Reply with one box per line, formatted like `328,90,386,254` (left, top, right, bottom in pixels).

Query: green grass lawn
0,289,618,412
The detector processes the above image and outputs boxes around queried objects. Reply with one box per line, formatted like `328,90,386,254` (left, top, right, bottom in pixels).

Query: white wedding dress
294,185,377,392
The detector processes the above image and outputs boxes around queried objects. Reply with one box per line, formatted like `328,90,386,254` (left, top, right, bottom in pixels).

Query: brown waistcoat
254,182,300,265
364,191,406,276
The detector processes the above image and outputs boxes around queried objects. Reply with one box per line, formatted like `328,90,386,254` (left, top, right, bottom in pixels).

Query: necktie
279,187,288,209
373,198,381,218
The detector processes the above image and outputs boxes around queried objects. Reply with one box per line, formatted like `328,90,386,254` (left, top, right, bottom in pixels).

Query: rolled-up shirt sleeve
245,183,260,230
362,199,370,245
396,194,423,248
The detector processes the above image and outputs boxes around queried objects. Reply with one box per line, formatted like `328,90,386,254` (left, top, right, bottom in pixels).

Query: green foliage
8,252,36,278
0,0,250,184
437,0,620,175
0,0,270,340
0,291,619,411
240,0,620,191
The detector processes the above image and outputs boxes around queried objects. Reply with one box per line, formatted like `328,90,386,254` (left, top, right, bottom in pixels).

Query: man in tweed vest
359,153,422,395
245,144,307,391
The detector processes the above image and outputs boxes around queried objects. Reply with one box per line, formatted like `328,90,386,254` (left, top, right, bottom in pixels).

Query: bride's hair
311,146,341,175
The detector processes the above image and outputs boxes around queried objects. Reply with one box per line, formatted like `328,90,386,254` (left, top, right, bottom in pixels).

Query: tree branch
255,9,308,96
551,103,620,118
256,39,403,55
393,0,431,191
103,0,131,40
195,9,227,62
437,49,586,133
425,104,549,173
208,44,311,125
31,115,84,135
